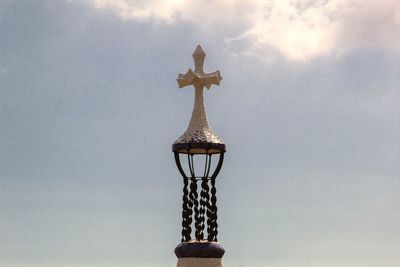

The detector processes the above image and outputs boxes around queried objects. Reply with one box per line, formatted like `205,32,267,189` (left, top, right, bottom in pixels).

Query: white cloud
237,0,340,61
87,0,187,22
75,0,400,62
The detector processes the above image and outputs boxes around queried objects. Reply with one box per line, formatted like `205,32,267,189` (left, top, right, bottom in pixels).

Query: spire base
175,241,225,259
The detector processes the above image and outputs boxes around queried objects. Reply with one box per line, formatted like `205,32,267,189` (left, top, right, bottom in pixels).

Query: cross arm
177,69,222,89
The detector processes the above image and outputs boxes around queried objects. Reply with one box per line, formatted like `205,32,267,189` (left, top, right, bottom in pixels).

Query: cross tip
193,45,205,57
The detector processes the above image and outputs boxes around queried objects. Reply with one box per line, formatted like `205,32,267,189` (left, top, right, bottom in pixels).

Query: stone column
175,241,225,267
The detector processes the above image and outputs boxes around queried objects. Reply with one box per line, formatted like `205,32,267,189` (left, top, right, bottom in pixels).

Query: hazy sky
1,1,399,266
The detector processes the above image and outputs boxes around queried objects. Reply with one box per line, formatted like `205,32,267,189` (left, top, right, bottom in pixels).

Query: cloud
73,0,400,61
85,0,187,22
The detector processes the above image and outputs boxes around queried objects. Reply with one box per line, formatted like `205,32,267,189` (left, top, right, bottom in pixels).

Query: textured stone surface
177,258,222,267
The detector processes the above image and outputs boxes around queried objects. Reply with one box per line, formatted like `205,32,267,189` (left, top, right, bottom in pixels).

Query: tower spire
172,45,227,267
173,45,225,155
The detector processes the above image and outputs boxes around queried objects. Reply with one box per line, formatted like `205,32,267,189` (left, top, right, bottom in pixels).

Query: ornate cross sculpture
177,45,222,89
173,45,225,155
172,45,226,249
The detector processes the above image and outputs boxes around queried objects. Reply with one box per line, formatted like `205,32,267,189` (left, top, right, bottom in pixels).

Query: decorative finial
173,45,225,154
172,45,227,267
177,45,222,89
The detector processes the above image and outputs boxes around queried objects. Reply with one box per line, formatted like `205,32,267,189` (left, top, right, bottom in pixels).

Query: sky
1,0,399,266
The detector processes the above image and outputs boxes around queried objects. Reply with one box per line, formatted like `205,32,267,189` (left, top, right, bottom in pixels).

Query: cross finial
173,45,225,154
177,45,222,89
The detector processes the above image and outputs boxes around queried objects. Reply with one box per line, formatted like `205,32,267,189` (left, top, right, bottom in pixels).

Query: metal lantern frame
173,144,225,242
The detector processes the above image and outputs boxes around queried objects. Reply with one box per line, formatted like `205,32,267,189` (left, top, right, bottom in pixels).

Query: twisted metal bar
188,154,201,240
198,154,212,240
174,152,192,241
200,178,209,239
208,176,218,241
181,177,191,242
207,153,224,241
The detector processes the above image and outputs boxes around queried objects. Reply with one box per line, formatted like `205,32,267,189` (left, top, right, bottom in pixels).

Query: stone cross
177,45,222,89
173,45,224,153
